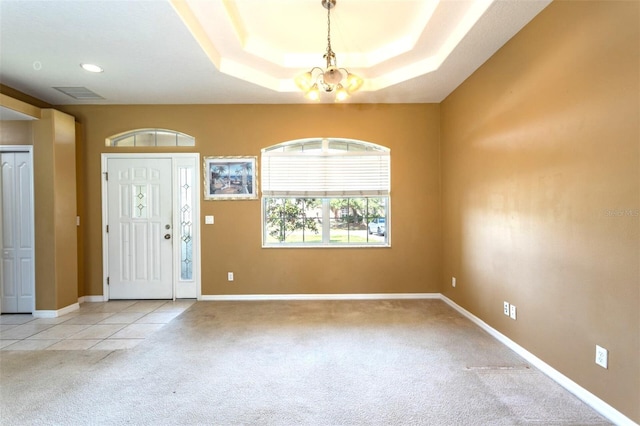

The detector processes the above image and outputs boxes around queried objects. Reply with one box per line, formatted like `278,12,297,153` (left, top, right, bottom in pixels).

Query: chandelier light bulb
295,71,314,92
305,84,321,101
345,73,364,93
334,84,349,102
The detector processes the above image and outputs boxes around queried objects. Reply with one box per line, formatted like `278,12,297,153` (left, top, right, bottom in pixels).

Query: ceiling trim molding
169,0,222,68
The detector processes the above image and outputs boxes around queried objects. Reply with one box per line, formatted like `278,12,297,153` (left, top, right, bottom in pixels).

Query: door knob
164,234,171,239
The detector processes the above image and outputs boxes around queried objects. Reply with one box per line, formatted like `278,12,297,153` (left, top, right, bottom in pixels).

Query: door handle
164,234,171,240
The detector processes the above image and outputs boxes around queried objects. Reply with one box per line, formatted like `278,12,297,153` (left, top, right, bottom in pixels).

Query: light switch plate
205,215,214,225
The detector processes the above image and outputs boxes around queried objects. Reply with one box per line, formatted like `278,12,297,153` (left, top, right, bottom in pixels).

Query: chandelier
294,0,363,101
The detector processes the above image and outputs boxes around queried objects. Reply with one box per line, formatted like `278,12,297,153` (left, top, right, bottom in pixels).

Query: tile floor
0,300,194,351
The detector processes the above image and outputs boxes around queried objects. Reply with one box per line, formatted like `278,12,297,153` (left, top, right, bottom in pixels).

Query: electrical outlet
509,304,517,320
227,272,234,281
452,277,456,288
503,301,510,316
595,345,608,369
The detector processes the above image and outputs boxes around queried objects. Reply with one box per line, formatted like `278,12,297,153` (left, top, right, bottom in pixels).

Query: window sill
262,243,391,249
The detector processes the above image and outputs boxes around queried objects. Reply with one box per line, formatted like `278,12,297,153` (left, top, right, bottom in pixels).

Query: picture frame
203,156,258,200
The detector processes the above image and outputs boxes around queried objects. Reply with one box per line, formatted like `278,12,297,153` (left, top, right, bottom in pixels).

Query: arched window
261,138,390,247
105,129,195,147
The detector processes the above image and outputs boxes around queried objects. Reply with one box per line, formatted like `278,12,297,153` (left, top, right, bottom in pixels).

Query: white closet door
1,152,35,313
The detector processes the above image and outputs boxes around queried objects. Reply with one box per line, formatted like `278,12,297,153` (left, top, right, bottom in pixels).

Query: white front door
107,158,173,299
0,151,35,313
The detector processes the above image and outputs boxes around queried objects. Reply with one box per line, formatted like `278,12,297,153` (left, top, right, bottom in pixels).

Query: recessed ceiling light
80,63,103,73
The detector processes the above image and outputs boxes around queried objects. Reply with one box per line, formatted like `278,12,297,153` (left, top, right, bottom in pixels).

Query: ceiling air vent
53,87,104,100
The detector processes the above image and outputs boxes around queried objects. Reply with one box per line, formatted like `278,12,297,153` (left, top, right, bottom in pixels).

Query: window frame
261,138,390,248
105,128,195,147
261,196,390,248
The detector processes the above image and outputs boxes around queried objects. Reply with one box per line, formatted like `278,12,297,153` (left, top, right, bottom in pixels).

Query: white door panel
1,152,35,313
107,158,173,299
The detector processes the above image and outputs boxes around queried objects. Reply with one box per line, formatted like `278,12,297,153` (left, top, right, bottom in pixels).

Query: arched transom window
105,129,195,147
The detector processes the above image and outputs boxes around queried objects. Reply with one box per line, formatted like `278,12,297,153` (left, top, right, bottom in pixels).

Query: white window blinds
262,139,390,197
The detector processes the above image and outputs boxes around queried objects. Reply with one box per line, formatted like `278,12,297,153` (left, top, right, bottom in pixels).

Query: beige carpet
0,299,610,425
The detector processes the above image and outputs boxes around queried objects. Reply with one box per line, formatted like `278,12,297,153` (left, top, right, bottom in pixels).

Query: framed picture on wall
203,156,258,200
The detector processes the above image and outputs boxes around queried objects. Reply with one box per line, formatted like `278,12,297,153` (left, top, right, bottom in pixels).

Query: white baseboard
33,302,80,318
439,295,637,426
78,295,106,303
199,293,440,302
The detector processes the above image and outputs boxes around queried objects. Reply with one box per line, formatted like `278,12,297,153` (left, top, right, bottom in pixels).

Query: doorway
0,147,35,313
102,154,200,301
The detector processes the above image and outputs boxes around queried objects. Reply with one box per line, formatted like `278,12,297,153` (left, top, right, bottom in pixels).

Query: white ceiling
0,0,550,106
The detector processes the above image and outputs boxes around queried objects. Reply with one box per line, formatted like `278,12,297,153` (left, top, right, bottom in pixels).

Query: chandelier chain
327,3,331,52
325,1,335,66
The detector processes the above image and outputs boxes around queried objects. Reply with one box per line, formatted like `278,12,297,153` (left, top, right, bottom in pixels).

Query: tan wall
32,114,55,308
32,109,78,310
441,1,639,422
0,121,33,145
60,104,442,297
52,110,79,308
